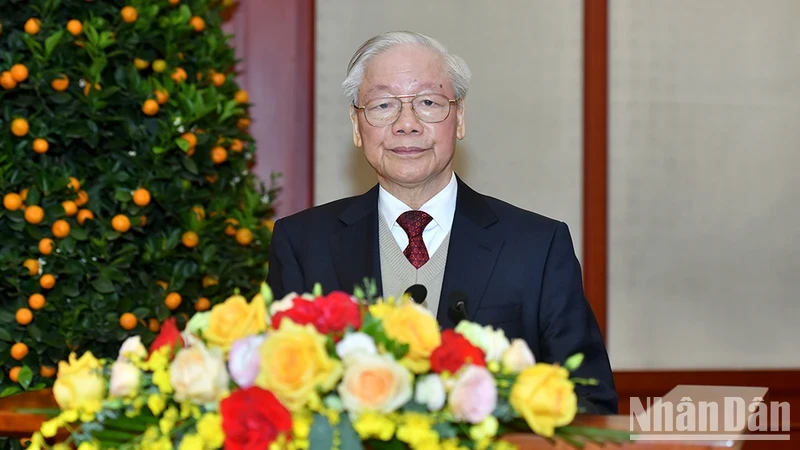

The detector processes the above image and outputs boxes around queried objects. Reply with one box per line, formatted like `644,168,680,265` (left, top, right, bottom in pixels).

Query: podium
0,385,779,449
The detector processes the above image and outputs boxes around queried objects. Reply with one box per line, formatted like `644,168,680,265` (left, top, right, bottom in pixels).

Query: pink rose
448,365,497,424
228,334,266,388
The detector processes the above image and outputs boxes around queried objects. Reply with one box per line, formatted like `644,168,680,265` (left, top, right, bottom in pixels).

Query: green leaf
89,57,108,82
563,353,584,372
104,417,148,433
308,413,334,450
83,22,99,47
26,324,43,342
493,399,519,422
92,278,116,294
570,377,599,386
0,327,12,342
0,309,15,325
391,343,409,360
338,414,363,450
44,30,65,60
180,156,198,175
21,34,44,57
364,439,406,450
0,386,21,397
71,227,88,241
26,186,41,206
175,138,190,151
152,146,167,155
13,407,60,416
115,188,132,203
17,367,33,390
50,92,72,104
92,429,138,442
432,421,458,440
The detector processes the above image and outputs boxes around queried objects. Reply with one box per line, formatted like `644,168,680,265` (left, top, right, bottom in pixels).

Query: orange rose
338,353,412,415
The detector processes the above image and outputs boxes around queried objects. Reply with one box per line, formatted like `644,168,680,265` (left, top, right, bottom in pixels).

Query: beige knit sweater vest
378,210,451,315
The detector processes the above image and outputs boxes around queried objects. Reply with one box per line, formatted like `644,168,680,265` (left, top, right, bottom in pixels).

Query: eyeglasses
354,93,458,127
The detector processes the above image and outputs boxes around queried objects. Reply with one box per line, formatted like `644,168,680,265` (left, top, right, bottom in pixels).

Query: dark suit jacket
267,176,618,414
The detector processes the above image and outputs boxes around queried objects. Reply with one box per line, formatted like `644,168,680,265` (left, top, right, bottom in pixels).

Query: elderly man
267,31,617,414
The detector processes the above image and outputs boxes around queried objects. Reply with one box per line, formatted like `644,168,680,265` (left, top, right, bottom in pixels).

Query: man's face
350,44,466,189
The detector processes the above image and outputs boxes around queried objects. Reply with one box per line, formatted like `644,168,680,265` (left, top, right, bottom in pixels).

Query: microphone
404,284,427,305
448,290,469,324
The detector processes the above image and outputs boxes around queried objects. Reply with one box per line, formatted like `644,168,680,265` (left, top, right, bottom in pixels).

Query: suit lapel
438,177,504,327
329,186,383,297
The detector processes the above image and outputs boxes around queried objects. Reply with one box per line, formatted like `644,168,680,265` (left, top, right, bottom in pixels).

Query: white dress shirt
378,172,457,256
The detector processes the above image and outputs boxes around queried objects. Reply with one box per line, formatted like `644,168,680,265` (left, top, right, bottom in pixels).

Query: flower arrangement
26,282,630,449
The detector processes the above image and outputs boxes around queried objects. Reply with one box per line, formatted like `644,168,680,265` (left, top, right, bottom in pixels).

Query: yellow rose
380,301,441,373
255,320,342,411
509,363,578,437
204,294,267,352
52,352,106,413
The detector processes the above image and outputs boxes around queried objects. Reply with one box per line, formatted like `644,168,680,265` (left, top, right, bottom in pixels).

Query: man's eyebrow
366,82,445,95
367,84,391,94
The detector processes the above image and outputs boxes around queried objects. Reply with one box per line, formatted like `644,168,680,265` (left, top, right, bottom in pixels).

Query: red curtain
223,0,314,218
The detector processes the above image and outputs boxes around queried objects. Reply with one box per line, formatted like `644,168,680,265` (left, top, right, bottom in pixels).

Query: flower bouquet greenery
25,282,630,449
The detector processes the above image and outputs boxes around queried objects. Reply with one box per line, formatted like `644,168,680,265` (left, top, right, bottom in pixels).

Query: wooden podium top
0,386,767,449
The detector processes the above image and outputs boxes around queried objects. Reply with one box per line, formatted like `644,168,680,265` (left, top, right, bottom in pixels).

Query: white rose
454,321,511,362
335,332,377,361
414,374,446,411
338,353,412,415
118,336,147,362
269,292,315,316
109,361,141,398
170,342,230,405
181,330,202,348
501,338,536,372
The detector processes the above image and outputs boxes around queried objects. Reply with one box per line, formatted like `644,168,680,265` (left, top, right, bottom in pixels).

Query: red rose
430,329,486,374
314,291,362,335
220,386,292,450
271,297,320,330
148,317,184,359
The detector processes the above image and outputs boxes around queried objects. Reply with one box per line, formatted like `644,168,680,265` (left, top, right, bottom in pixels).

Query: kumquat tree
0,0,278,415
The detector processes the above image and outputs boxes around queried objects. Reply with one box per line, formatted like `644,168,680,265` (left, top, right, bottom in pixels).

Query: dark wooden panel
582,0,608,338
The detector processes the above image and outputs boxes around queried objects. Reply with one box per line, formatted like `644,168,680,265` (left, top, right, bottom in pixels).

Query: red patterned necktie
396,210,433,269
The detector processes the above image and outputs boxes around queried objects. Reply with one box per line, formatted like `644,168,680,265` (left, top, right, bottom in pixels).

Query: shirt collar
379,172,458,232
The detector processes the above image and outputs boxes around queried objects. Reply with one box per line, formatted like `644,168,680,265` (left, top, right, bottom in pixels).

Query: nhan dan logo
629,386,790,442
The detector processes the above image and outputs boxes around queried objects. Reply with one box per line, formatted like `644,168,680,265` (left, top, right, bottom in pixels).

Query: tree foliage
0,0,278,401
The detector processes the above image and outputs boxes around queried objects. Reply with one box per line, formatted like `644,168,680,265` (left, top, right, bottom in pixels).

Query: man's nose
392,102,422,134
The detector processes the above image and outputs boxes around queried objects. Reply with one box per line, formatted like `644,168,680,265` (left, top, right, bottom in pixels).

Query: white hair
342,31,472,106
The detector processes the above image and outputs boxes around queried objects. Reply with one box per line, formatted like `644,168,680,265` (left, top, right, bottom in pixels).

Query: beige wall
314,0,800,371
314,0,585,259
607,0,800,369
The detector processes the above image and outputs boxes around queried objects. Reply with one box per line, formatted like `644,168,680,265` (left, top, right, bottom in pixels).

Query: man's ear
349,106,363,148
456,99,466,140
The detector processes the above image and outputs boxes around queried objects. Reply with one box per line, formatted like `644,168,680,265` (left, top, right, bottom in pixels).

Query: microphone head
448,290,468,311
404,284,428,304
447,290,469,324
